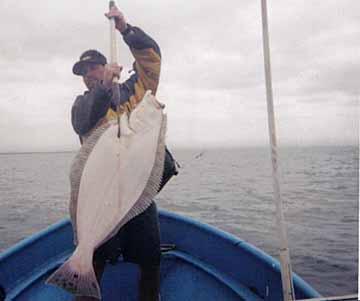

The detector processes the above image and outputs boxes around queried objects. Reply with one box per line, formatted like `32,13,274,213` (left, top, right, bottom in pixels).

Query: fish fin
46,251,101,299
141,113,167,199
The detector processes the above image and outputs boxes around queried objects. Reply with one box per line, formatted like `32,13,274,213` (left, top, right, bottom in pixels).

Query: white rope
260,1,295,300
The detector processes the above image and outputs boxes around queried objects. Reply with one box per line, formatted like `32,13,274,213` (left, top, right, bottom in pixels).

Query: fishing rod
260,1,296,300
108,0,121,138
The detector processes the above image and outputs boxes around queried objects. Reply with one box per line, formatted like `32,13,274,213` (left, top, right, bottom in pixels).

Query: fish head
128,90,165,132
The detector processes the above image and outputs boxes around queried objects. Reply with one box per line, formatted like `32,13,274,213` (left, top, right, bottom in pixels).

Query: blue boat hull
0,209,320,300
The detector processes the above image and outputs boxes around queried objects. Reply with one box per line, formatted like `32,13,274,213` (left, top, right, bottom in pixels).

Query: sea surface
0,146,358,296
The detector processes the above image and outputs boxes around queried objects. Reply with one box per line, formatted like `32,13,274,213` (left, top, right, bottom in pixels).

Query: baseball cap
72,49,107,76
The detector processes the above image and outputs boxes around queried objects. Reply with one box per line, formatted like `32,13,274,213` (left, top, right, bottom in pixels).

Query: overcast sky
0,0,358,152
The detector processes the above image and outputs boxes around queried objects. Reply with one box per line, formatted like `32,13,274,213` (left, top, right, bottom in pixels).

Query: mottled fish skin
47,91,166,299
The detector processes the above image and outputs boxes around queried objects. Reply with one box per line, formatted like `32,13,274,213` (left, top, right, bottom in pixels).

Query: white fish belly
76,97,163,249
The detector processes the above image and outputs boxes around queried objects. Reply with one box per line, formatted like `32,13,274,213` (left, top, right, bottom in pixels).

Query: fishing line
173,150,207,170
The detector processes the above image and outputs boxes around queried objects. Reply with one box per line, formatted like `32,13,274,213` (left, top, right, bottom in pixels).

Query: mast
260,1,296,300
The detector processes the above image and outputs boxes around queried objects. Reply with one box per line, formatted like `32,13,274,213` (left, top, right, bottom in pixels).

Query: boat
0,208,320,301
1,2,356,300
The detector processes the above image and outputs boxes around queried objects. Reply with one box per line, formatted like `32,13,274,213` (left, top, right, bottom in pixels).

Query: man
71,5,171,301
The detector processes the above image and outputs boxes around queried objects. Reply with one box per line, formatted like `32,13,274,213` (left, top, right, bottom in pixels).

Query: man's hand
105,5,128,33
103,63,123,89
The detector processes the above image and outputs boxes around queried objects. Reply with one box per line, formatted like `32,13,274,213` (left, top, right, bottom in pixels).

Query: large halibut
46,91,166,299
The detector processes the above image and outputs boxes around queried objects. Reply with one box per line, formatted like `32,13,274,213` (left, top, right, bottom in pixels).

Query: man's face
82,64,105,90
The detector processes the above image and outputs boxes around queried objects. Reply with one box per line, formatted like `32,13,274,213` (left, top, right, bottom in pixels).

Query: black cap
72,49,107,76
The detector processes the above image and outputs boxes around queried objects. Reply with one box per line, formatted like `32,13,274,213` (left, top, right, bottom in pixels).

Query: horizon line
0,143,358,155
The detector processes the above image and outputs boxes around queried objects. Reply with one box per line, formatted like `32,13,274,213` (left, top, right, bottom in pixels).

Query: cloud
0,0,358,151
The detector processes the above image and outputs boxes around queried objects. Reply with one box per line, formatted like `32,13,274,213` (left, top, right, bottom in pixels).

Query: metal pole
260,1,296,300
109,0,121,138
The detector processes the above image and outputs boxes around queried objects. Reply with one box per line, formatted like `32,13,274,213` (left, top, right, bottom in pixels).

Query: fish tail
46,247,100,299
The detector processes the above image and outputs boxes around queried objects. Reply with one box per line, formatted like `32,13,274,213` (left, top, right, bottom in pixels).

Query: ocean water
0,146,358,296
